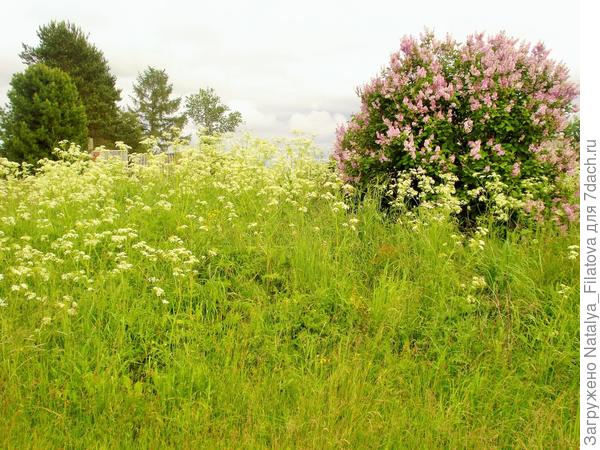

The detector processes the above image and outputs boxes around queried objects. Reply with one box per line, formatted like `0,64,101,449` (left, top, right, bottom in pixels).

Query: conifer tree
130,67,186,145
0,64,88,164
113,109,145,152
20,21,121,147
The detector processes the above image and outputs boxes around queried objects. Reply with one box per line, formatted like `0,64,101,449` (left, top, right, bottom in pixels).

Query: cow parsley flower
153,286,165,297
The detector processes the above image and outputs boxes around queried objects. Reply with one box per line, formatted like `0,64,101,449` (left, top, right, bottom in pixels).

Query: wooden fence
91,150,175,166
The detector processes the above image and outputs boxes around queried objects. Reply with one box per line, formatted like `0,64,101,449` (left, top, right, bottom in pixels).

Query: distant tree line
0,20,243,163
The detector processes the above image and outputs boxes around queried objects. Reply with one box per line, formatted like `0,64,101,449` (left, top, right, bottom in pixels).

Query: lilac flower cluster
334,31,579,225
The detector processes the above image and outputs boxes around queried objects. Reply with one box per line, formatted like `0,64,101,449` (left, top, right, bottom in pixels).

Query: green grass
0,140,579,448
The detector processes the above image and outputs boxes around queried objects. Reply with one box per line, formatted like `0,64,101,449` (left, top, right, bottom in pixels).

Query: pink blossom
375,131,387,146
333,30,579,227
463,119,473,133
400,36,415,54
386,125,401,139
563,203,577,222
511,162,521,177
482,93,493,107
469,140,482,160
469,98,481,111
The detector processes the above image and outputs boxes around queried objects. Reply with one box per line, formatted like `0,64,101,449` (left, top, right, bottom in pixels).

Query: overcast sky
1,0,579,149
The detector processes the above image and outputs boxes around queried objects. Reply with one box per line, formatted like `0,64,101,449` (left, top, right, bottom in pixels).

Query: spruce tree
130,67,186,146
113,109,145,153
0,64,88,164
20,21,120,146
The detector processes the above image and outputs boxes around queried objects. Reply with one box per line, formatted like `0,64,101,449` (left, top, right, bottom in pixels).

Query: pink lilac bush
334,31,579,226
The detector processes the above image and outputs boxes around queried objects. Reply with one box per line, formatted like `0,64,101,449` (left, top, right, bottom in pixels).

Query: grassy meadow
0,137,579,448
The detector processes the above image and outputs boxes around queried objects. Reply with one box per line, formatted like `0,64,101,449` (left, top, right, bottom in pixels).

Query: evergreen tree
0,64,88,164
113,109,144,152
20,21,121,146
130,67,186,145
185,87,242,135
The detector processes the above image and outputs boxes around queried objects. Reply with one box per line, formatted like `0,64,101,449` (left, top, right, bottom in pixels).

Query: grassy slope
0,142,578,449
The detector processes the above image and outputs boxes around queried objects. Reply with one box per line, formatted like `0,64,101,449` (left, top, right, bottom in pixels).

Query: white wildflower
471,276,487,289
153,286,165,297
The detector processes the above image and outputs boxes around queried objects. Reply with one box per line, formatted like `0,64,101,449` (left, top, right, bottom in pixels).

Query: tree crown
0,63,88,164
20,20,120,146
130,66,186,143
185,87,242,135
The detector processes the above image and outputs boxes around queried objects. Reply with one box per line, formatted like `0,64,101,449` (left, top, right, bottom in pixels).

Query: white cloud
288,110,346,141
229,100,283,134
0,0,579,148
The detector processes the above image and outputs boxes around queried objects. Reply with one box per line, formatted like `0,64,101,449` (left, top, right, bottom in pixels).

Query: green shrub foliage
334,32,579,226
